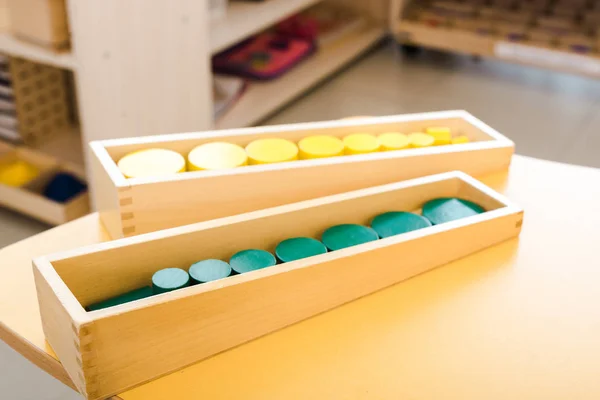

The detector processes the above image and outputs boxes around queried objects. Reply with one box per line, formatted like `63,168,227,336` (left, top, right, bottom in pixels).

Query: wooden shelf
216,25,384,129
395,21,600,78
210,0,323,54
0,32,76,70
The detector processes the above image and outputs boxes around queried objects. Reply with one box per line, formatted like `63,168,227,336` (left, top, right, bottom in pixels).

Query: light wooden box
90,110,515,239
6,0,70,50
33,171,524,400
0,140,88,224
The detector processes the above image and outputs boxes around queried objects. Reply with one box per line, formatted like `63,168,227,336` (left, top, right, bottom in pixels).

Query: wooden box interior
99,111,509,178
55,173,509,308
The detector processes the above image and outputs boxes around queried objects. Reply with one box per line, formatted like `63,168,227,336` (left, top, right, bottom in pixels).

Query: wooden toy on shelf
0,140,89,224
33,171,524,400
90,111,515,239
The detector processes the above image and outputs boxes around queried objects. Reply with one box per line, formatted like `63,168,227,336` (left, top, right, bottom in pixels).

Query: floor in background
2,39,600,399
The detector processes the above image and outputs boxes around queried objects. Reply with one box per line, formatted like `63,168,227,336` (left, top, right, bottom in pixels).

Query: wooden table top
1,155,600,399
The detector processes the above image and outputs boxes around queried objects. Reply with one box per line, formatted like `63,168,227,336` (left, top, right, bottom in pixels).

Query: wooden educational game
91,110,514,239
33,171,523,400
0,139,88,224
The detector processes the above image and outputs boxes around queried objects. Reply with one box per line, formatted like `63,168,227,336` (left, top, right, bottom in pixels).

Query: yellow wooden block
0,159,39,187
426,127,452,146
452,136,470,144
378,132,410,151
343,133,380,155
118,148,186,179
298,135,344,159
245,138,299,165
408,133,435,148
187,142,247,171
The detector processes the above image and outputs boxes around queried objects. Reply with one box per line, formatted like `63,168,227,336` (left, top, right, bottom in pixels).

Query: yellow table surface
2,155,600,399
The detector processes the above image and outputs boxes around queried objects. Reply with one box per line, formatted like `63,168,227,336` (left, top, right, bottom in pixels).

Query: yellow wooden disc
298,135,344,159
378,132,410,151
245,138,299,165
452,135,470,144
426,127,452,146
343,133,380,155
0,160,39,187
408,133,435,148
118,148,186,179
188,142,247,171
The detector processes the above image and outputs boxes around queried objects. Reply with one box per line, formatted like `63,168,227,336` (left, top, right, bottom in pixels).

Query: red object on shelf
276,15,319,41
213,32,316,80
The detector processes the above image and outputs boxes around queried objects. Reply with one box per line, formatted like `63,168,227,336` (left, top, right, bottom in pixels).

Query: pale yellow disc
378,132,410,151
245,138,299,165
188,142,247,171
426,127,452,146
298,135,344,159
408,133,435,148
452,136,470,144
0,160,39,187
118,148,186,179
343,133,380,155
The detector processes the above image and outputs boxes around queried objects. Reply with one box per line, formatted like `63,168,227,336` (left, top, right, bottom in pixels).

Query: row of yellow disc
118,127,470,179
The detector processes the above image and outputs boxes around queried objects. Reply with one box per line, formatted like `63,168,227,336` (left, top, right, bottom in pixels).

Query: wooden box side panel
52,175,462,306
87,209,523,399
32,261,87,395
0,183,66,224
89,143,125,240
127,145,514,236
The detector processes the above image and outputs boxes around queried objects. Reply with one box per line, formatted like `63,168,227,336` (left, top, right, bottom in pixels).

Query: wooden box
33,171,524,400
6,0,70,50
90,110,515,239
0,140,88,224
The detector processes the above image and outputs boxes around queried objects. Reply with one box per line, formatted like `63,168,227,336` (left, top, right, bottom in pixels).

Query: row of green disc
87,197,485,311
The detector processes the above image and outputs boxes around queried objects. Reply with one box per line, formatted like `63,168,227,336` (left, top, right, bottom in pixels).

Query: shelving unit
210,0,323,54
0,0,388,215
392,0,600,78
395,21,600,78
216,24,384,129
0,32,76,70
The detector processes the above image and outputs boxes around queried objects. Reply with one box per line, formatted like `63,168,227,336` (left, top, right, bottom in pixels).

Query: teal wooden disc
371,211,432,239
275,237,327,263
152,268,190,294
86,286,154,311
321,224,379,251
230,249,276,274
422,197,485,225
189,259,232,284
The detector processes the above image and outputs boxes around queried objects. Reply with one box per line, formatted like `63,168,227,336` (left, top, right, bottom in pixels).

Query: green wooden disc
422,197,485,225
189,259,232,284
321,224,379,251
275,237,328,263
230,249,276,274
86,286,154,311
152,268,190,294
371,211,432,239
